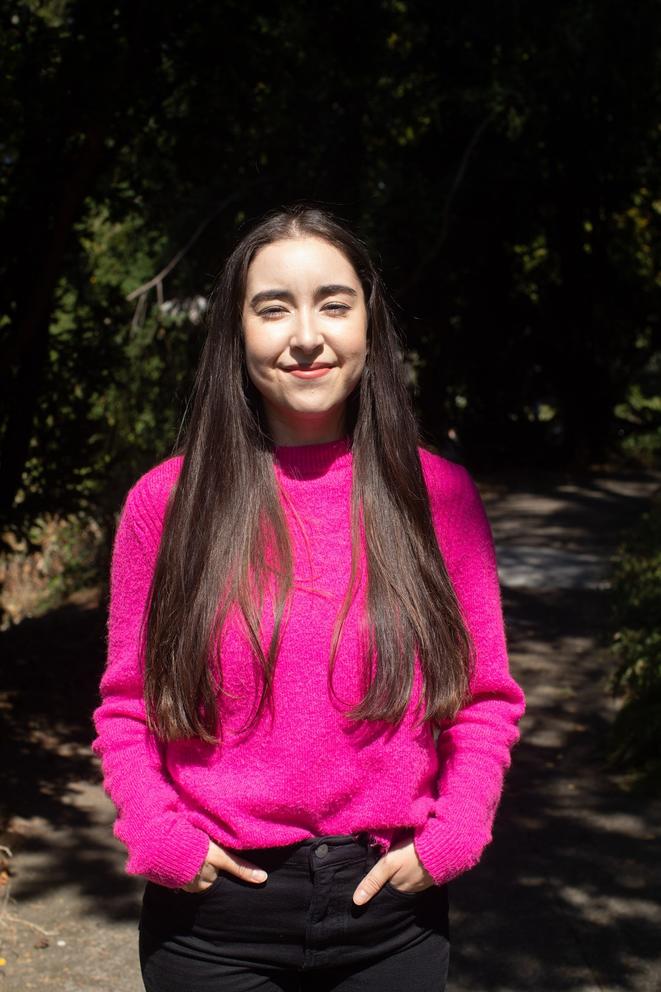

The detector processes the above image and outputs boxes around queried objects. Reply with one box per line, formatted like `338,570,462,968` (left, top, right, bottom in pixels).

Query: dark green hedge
607,495,661,789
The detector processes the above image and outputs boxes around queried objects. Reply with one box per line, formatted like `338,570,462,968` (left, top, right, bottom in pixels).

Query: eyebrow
249,284,358,310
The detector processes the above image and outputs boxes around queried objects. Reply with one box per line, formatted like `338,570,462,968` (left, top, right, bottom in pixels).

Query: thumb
353,860,391,905
208,840,268,885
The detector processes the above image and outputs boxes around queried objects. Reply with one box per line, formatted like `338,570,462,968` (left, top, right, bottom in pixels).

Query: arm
413,465,526,886
91,484,211,889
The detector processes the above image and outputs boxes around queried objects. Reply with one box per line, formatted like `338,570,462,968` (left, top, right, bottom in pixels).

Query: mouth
282,363,336,379
283,362,335,371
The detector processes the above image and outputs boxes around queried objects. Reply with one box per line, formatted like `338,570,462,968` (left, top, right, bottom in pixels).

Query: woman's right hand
179,838,268,893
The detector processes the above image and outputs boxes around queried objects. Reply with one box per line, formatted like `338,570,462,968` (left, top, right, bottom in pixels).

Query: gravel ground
1,463,660,992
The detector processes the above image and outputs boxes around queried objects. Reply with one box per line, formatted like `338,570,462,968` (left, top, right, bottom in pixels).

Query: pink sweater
91,436,525,890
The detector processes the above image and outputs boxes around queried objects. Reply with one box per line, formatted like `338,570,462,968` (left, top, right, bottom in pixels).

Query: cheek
350,354,367,384
242,326,271,373
346,324,368,364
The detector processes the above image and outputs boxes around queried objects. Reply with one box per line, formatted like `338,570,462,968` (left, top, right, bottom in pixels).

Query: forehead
245,236,359,289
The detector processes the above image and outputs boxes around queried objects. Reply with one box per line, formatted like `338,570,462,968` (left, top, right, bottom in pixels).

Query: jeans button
315,843,329,858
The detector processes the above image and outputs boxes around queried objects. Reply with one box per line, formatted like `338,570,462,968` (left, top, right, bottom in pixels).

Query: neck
273,434,352,478
263,406,347,447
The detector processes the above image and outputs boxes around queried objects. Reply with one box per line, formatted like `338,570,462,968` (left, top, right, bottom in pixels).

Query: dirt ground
1,463,660,992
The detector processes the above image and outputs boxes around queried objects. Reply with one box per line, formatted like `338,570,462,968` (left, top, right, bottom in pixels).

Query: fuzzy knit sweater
91,436,525,890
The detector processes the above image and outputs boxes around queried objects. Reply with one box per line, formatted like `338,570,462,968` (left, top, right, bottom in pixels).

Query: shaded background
2,0,660,538
1,2,660,990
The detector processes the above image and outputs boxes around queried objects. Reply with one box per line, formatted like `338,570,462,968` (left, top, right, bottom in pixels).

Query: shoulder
122,453,184,547
417,445,490,557
417,445,477,510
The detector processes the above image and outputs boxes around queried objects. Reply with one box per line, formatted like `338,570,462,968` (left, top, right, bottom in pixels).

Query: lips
285,365,335,379
283,363,335,371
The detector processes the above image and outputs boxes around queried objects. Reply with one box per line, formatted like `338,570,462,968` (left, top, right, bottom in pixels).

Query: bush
0,514,103,629
607,495,661,788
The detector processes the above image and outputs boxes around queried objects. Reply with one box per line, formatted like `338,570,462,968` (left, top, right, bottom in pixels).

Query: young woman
92,204,526,992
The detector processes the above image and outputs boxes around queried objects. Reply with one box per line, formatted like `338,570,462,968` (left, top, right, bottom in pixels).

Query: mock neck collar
273,435,353,480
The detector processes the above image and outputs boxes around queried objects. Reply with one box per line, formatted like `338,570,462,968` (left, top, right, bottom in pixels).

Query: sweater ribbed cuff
122,816,211,890
413,812,491,887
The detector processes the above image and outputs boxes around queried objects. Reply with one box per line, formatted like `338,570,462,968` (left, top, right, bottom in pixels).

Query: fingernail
354,889,368,905
252,869,267,882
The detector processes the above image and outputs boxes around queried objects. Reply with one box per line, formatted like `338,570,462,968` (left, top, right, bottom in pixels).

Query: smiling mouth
284,365,335,378
283,363,335,371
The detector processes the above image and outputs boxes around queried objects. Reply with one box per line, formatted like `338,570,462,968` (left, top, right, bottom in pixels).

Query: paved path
1,465,660,991
448,466,661,992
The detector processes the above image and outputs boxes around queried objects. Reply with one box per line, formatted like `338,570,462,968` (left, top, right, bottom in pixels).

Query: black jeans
138,832,450,991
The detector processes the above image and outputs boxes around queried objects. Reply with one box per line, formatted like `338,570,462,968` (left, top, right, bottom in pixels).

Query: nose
289,310,324,352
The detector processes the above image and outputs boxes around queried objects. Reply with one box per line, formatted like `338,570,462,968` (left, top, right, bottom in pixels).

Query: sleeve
91,485,211,889
413,465,526,886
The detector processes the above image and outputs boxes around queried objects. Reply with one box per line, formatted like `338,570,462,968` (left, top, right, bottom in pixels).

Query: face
241,236,368,445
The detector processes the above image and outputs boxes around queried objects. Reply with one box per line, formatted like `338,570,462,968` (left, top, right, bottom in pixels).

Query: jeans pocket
382,880,426,900
192,869,227,898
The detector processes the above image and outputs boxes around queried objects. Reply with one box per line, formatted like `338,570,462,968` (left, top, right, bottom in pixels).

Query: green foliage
607,497,661,788
1,0,660,544
615,347,661,467
0,512,102,628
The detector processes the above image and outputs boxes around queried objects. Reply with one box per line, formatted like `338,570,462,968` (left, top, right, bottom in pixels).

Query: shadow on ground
1,598,144,923
447,584,661,992
1,465,660,990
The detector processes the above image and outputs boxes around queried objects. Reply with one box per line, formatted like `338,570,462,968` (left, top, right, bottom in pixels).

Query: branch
396,112,494,299
125,190,246,327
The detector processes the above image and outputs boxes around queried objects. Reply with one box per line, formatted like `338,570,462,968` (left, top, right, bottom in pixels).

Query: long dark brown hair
140,203,474,743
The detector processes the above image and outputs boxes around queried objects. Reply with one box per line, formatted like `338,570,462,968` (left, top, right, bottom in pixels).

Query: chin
287,406,336,417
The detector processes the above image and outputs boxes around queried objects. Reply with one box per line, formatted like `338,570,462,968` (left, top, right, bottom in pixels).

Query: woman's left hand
352,837,435,905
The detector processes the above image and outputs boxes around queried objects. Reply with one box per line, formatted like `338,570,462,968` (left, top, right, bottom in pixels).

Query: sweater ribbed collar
273,434,353,481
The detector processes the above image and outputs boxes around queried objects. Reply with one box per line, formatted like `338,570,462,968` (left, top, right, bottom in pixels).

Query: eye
323,303,350,314
258,307,287,318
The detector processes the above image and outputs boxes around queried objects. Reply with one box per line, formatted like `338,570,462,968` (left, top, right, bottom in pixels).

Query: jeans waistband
233,833,377,873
